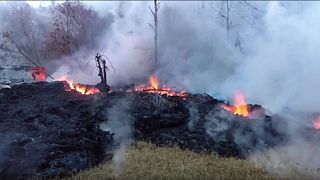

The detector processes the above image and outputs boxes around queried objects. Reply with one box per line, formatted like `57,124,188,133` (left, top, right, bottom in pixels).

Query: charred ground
0,81,286,179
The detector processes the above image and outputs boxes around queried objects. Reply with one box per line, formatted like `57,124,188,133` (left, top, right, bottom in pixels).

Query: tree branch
148,23,155,30
149,6,155,16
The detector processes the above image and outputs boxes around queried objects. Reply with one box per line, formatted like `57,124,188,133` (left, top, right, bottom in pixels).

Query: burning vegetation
64,81,100,95
0,69,319,178
133,75,188,97
220,92,249,117
57,76,100,95
1,79,300,179
58,74,187,97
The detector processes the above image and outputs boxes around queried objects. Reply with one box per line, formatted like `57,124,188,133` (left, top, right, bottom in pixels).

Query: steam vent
1,1,320,179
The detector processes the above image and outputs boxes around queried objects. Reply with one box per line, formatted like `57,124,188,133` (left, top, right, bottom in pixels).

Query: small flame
57,76,100,95
29,67,46,81
313,116,320,130
233,92,249,117
149,75,160,90
134,75,188,97
221,91,249,117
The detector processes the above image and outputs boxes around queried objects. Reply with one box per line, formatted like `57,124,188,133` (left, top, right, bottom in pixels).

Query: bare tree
95,53,114,92
219,0,231,31
217,0,264,51
0,3,49,66
218,1,263,31
148,0,160,69
44,1,107,59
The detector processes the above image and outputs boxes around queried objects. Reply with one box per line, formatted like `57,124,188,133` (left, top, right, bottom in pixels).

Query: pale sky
26,1,56,7
0,1,57,7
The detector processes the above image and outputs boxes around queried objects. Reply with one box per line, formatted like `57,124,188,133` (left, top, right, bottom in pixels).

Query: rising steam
100,97,134,175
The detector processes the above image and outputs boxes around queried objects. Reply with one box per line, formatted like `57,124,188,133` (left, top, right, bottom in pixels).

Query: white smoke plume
80,1,320,114
219,1,320,113
48,49,102,84
100,97,133,176
187,104,200,130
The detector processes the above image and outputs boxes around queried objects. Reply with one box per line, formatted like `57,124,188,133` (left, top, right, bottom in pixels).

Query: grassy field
68,142,290,180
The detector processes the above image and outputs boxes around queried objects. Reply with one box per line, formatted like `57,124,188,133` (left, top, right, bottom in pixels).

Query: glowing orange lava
57,76,100,95
313,116,320,130
134,75,188,97
221,91,249,117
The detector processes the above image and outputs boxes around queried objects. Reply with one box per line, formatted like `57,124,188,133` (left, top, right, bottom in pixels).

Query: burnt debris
0,81,285,179
0,82,113,179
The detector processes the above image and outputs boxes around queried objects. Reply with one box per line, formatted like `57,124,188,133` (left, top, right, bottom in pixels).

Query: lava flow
221,92,249,117
134,75,188,97
57,76,100,95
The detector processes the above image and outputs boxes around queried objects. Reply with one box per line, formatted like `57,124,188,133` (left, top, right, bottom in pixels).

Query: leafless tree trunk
148,0,160,69
226,1,230,31
102,59,107,85
217,0,263,52
95,53,104,85
0,4,46,66
95,53,114,89
219,0,231,31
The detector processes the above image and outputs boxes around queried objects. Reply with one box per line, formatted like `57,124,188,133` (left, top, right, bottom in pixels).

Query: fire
221,91,249,117
134,75,188,97
313,116,320,130
29,67,46,81
57,76,100,95
149,75,160,90
66,82,100,95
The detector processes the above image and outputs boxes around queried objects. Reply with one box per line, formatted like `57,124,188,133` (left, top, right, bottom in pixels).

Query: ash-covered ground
0,81,286,179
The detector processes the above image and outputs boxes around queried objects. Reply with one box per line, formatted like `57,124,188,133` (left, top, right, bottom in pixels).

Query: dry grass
68,142,284,180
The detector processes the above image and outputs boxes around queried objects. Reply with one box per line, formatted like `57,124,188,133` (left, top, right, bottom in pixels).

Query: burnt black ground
0,81,284,179
0,82,113,179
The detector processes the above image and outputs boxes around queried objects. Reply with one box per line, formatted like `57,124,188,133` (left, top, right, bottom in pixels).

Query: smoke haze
72,1,319,114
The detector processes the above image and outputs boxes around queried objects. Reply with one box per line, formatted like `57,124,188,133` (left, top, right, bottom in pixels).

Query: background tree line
0,1,109,67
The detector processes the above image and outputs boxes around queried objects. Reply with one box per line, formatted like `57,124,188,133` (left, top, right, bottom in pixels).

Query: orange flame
149,75,160,90
134,75,188,97
29,67,46,81
221,91,249,117
313,116,320,130
57,76,100,95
